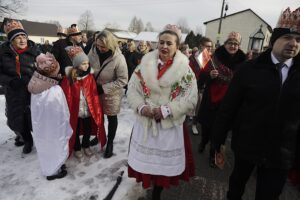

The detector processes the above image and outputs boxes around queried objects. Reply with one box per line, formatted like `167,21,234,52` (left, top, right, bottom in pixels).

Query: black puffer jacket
0,40,40,133
212,49,300,170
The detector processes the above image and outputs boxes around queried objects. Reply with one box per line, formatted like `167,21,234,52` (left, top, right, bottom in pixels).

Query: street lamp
248,25,265,52
216,0,228,48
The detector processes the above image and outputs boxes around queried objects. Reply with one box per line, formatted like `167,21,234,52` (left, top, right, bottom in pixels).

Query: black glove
9,76,30,90
97,85,104,95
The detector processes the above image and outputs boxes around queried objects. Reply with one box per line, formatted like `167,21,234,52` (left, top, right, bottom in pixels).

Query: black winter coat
198,46,246,126
51,38,73,75
0,41,40,133
212,49,300,170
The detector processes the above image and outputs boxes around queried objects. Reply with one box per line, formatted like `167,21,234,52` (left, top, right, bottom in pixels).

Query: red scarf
157,59,173,80
14,46,28,77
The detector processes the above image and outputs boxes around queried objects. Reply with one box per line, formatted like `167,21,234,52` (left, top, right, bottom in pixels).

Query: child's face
79,60,89,71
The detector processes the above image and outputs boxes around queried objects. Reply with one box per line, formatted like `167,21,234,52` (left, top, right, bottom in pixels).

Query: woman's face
224,39,240,55
12,34,28,50
158,33,178,61
79,60,89,71
96,39,109,53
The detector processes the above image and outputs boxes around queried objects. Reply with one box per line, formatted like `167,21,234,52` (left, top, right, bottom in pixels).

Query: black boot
14,135,24,147
104,142,113,158
209,148,217,168
22,142,32,154
46,169,67,181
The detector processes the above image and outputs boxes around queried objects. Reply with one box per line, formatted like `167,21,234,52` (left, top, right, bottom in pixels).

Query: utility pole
216,0,227,47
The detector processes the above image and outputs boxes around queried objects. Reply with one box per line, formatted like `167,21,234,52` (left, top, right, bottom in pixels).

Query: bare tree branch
0,0,28,19
78,10,95,31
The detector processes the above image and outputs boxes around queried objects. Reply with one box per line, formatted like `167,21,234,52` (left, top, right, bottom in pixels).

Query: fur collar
139,49,190,92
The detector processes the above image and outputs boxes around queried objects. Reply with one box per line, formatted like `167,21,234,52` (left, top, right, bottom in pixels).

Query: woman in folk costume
61,46,106,160
197,31,246,167
28,53,72,180
127,24,198,200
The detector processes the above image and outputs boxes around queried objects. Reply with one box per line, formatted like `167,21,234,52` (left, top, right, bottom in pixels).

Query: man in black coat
52,24,83,75
212,7,300,200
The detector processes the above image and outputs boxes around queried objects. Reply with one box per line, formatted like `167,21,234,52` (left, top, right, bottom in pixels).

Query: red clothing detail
60,74,106,155
157,59,173,80
128,122,195,189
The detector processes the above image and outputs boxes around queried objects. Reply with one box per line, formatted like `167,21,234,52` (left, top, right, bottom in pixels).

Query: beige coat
88,46,128,115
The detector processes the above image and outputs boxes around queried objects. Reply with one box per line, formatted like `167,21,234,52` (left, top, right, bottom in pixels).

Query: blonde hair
96,30,118,54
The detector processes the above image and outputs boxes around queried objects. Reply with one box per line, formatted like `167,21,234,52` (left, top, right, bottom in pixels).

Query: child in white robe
28,53,72,180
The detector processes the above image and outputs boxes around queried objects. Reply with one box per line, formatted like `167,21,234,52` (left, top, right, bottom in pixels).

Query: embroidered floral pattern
135,69,151,99
170,69,193,101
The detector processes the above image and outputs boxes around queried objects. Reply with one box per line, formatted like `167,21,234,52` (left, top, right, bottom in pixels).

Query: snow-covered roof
134,31,187,43
112,31,137,40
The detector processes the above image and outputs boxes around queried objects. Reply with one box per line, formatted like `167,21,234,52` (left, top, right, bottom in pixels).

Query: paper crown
163,24,182,39
36,53,60,77
57,26,67,36
67,24,81,36
276,7,300,33
3,19,27,42
226,31,242,44
65,46,89,67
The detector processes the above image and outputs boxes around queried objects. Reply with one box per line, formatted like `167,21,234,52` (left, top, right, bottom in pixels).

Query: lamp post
248,25,265,52
216,0,228,48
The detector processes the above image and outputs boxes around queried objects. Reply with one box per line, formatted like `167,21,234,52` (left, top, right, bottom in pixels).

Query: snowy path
0,95,145,200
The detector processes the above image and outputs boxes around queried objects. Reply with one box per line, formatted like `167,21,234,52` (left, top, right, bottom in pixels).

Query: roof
134,31,187,43
112,31,137,40
203,9,272,32
0,18,57,37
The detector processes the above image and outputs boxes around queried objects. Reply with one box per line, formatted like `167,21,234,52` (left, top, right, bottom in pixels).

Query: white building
204,9,272,52
1,18,58,44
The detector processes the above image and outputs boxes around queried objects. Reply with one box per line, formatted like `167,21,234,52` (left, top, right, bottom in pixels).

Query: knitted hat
36,53,60,77
67,24,81,36
163,24,182,40
225,31,242,44
65,46,89,68
3,19,28,42
270,7,300,45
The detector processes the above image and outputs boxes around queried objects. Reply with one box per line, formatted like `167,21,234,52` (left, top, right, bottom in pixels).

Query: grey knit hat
65,46,89,68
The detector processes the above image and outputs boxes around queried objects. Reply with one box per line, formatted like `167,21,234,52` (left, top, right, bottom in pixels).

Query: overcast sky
23,0,298,33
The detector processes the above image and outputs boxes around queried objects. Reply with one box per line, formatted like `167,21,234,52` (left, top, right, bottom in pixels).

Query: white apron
128,118,185,176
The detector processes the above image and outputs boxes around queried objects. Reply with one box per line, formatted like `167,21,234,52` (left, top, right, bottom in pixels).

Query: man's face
200,41,213,55
272,33,300,62
71,34,82,44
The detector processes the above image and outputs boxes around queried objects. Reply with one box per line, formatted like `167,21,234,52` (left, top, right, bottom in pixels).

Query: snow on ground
0,95,145,200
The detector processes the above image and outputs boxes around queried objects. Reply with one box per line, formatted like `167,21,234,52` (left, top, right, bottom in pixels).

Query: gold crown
67,24,81,36
277,7,300,33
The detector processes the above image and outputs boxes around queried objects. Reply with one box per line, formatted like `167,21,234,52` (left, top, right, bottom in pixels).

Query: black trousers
21,111,33,145
107,115,118,143
74,117,91,151
227,155,288,200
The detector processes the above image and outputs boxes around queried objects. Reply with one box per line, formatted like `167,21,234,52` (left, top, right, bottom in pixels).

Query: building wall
205,10,272,53
27,36,59,45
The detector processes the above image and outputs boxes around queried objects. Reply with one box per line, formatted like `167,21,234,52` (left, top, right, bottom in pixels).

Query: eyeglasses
226,42,239,46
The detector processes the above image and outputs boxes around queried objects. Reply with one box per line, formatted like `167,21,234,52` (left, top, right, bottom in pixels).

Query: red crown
3,19,24,34
277,7,300,33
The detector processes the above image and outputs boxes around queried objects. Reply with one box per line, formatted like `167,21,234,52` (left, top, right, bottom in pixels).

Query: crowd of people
0,6,299,200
